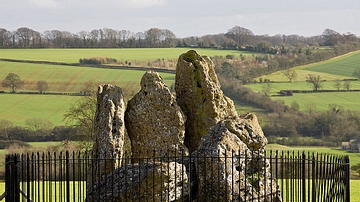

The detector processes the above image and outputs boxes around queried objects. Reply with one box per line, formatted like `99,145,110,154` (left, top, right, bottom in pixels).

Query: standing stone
125,70,189,160
88,84,129,188
195,120,281,201
175,50,238,151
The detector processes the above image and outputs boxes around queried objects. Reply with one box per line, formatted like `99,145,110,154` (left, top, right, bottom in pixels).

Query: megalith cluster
86,50,282,201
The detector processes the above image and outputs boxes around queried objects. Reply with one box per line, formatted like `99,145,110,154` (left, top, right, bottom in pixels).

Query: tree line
1,26,358,50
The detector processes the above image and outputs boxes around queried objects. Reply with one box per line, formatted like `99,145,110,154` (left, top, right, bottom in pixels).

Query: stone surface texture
86,162,190,202
224,113,267,151
195,120,281,201
88,84,129,187
125,70,189,160
175,50,238,151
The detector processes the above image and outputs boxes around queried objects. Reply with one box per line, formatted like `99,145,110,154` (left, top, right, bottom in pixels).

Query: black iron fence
5,150,350,202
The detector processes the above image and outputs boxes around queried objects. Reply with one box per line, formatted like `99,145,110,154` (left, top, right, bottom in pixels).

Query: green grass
0,48,253,63
0,180,360,202
248,80,360,93
0,60,177,126
259,50,360,82
246,81,360,111
272,92,360,111
0,61,175,93
0,94,78,126
304,50,360,77
265,144,360,166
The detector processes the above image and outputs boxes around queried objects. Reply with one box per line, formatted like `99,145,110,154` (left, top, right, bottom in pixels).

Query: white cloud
28,0,59,8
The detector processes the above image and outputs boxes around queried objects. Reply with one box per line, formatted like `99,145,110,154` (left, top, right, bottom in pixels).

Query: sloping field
272,92,360,111
0,48,252,63
0,61,175,93
0,94,77,126
245,50,360,111
304,50,360,77
259,50,360,82
247,81,360,93
0,60,176,126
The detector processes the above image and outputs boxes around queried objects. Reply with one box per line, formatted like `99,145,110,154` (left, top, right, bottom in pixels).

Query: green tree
282,69,297,82
37,80,49,94
306,74,324,91
2,73,24,93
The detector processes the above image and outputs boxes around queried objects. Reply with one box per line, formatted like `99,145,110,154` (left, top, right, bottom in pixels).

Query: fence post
66,151,70,202
302,152,306,202
311,154,316,202
344,156,350,202
5,154,20,202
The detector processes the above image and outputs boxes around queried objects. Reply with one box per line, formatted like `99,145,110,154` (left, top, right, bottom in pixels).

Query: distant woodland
0,26,358,51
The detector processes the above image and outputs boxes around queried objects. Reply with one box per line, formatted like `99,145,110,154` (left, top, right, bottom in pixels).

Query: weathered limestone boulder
86,162,190,202
195,120,281,201
125,70,189,160
88,84,129,187
175,50,238,151
224,113,267,151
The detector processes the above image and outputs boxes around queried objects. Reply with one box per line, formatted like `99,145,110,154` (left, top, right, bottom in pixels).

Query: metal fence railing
5,150,350,202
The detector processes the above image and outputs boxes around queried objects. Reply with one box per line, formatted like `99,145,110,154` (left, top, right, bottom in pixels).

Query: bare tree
322,29,342,46
304,102,317,114
343,80,351,91
37,80,49,94
145,28,163,47
334,81,342,91
282,69,297,82
2,73,24,93
16,27,35,48
353,68,360,79
225,26,254,47
64,82,98,143
25,118,54,131
306,74,324,91
0,119,12,140
63,95,96,142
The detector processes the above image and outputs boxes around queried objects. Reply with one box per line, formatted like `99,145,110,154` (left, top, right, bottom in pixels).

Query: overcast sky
1,0,360,38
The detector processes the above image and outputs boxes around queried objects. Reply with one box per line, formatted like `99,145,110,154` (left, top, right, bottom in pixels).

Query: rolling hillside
245,50,360,111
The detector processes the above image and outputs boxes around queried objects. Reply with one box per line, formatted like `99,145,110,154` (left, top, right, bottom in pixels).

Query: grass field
246,81,360,111
259,50,360,82
0,94,77,126
0,60,175,93
245,50,360,111
266,144,360,166
0,60,177,126
0,48,253,63
271,92,360,111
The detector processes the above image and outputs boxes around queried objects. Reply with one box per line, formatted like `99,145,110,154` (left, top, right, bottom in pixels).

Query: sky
1,0,360,38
